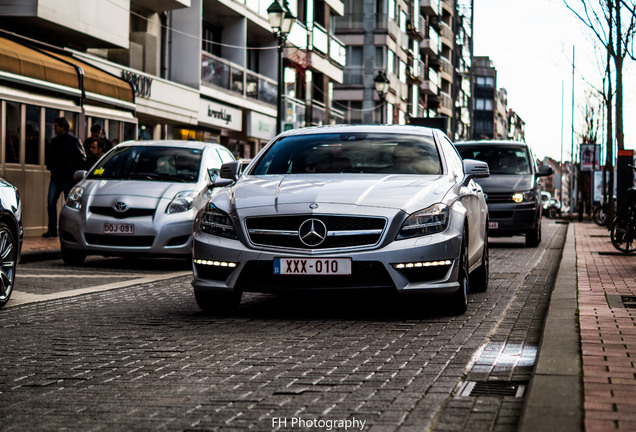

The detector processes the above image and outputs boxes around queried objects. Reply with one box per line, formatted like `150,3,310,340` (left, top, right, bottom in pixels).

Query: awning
0,36,134,109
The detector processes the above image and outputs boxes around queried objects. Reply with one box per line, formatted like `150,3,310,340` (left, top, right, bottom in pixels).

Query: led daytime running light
393,260,452,269
193,259,237,268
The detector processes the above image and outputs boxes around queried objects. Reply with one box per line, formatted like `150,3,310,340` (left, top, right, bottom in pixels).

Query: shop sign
199,99,242,131
122,71,153,98
247,111,276,140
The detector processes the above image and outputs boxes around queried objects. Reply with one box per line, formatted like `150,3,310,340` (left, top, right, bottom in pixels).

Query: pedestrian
43,117,86,237
85,138,106,169
83,124,112,155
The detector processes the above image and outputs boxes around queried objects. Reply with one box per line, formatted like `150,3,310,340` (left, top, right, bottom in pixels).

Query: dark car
454,141,552,247
0,176,22,308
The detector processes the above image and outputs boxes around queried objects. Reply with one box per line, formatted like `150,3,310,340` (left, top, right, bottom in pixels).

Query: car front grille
245,215,386,250
234,260,395,291
84,234,155,247
485,193,513,203
89,206,155,219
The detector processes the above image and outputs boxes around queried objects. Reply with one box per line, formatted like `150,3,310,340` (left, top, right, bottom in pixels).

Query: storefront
0,35,137,236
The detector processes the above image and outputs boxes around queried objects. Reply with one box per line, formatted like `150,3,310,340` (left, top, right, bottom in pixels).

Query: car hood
473,174,534,193
217,174,455,213
82,179,196,200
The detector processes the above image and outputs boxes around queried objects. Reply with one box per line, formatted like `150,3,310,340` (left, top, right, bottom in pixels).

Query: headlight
65,186,85,210
199,204,238,239
512,191,535,203
397,203,449,239
166,191,196,214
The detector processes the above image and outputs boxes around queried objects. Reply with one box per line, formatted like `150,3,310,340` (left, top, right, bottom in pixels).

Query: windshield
87,146,203,183
250,133,442,175
457,145,531,175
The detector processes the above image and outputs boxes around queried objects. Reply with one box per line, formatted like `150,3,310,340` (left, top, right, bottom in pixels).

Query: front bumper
59,207,195,257
487,202,539,235
191,216,464,296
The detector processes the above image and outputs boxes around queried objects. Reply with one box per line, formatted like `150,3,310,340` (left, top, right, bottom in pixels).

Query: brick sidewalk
21,236,60,254
576,223,636,431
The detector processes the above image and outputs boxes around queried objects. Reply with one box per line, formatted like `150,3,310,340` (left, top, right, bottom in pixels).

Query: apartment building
0,0,346,236
333,0,471,139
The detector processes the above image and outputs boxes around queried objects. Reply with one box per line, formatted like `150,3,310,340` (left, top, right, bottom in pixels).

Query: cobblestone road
0,221,567,432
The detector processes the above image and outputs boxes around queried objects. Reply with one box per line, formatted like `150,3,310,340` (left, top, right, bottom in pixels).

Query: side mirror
73,170,87,181
463,159,490,184
220,161,242,181
537,165,553,177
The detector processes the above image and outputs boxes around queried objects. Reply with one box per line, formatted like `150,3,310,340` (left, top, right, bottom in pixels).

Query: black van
454,141,552,247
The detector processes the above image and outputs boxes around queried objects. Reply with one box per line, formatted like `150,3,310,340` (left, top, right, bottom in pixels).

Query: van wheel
525,218,541,247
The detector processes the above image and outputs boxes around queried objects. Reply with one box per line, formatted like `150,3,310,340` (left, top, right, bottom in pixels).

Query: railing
310,23,346,66
283,95,306,127
439,21,453,42
439,91,452,109
343,66,365,85
334,13,364,31
201,52,277,105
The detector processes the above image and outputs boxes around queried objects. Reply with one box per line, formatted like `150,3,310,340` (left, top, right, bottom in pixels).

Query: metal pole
560,79,564,207
571,45,576,213
276,38,283,135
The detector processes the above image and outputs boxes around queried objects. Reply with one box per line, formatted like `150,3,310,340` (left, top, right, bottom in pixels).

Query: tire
448,230,469,315
593,207,607,226
194,290,242,314
0,223,17,309
610,217,636,254
61,247,86,266
470,237,489,293
525,216,541,247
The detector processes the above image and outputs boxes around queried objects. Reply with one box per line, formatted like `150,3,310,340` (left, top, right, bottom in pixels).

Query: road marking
17,274,135,278
7,271,191,308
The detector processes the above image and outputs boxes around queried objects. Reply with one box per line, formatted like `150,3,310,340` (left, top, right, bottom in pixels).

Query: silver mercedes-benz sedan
192,125,490,314
59,140,235,265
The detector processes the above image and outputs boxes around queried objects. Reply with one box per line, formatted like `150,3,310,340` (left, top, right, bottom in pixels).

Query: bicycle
609,164,636,254
593,198,614,227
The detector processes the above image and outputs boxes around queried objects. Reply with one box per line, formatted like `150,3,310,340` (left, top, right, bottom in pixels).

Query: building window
25,104,40,165
348,46,363,66
475,98,493,111
475,76,494,88
5,101,20,164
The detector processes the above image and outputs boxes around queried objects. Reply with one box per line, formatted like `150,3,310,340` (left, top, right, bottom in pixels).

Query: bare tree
563,0,635,153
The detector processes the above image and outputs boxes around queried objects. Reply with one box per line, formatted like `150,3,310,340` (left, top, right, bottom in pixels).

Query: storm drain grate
457,381,527,398
622,296,636,308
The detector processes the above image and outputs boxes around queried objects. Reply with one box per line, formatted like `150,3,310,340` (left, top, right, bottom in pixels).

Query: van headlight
199,204,238,239
512,191,535,203
167,191,196,214
65,186,85,210
397,203,449,239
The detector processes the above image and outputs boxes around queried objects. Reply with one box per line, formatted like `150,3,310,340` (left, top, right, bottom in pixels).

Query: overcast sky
472,0,636,161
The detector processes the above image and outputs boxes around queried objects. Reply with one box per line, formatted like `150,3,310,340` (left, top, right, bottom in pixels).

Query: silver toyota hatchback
191,125,490,315
59,140,235,265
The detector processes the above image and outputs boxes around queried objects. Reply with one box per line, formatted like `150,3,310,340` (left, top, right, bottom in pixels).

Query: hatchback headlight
397,203,450,239
199,204,238,239
65,186,85,210
512,191,535,203
167,191,196,214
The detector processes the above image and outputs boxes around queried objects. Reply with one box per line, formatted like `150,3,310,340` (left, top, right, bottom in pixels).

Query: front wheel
448,230,469,314
194,290,242,314
610,217,636,254
525,217,541,247
0,223,17,308
470,238,489,293
593,206,607,226
61,247,86,266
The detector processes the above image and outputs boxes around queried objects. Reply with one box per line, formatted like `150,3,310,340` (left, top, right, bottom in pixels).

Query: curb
518,222,582,431
20,249,62,264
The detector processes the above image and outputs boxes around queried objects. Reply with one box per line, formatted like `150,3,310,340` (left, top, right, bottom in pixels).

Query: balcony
441,0,455,15
439,21,453,48
421,28,439,57
439,56,453,83
334,13,364,31
133,0,190,13
201,52,277,105
310,100,346,125
343,66,365,85
420,0,440,16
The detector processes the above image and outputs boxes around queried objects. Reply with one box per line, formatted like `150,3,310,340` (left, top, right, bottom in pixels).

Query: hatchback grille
89,206,155,219
234,261,394,290
245,215,386,249
485,193,513,203
84,234,154,247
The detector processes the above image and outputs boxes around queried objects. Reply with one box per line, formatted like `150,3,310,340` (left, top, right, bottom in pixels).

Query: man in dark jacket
43,117,86,237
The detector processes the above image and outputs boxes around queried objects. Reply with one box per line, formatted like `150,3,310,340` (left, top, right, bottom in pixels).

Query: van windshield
457,146,531,175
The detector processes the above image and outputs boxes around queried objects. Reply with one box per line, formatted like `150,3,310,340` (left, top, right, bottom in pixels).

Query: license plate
274,258,352,275
488,221,499,229
103,223,135,234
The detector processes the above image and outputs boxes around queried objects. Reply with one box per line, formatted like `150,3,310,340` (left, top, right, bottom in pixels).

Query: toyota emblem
113,201,128,212
298,218,328,247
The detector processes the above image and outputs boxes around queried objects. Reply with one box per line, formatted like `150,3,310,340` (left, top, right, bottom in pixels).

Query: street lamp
374,71,390,124
268,0,296,134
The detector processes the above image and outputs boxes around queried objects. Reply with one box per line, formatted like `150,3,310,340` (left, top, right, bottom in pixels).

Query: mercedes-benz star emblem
113,201,128,212
309,203,319,209
298,218,328,247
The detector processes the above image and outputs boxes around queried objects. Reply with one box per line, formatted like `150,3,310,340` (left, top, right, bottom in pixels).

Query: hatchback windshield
250,133,442,175
87,146,203,182
456,145,531,175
